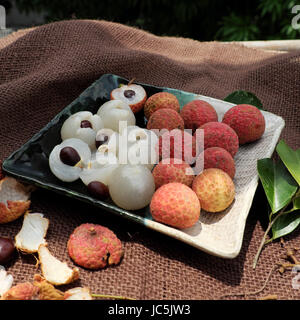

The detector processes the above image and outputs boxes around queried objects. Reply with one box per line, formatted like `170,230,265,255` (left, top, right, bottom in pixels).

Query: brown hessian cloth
0,20,300,300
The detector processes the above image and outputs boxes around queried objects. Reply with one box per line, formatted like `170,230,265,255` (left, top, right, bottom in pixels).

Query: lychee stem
128,78,136,86
91,293,135,300
89,227,96,235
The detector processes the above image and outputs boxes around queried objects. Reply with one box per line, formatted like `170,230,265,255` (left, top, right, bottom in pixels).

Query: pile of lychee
49,81,266,231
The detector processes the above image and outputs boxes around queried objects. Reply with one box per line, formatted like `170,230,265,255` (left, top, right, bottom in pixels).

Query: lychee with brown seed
192,168,235,213
67,223,124,270
144,92,180,119
222,104,266,144
152,158,194,189
202,147,236,179
180,100,218,132
147,108,184,131
197,122,239,157
150,182,200,229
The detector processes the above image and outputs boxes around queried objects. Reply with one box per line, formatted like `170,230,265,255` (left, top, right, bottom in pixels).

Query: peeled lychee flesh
67,223,124,270
108,165,155,210
147,108,184,131
0,177,31,224
111,84,147,113
180,100,218,132
150,182,200,229
198,122,239,157
202,147,236,179
222,104,266,144
158,129,198,165
97,99,136,133
144,92,180,119
152,158,194,189
192,168,235,213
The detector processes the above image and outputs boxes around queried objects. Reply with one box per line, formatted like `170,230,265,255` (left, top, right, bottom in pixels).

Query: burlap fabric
0,20,300,300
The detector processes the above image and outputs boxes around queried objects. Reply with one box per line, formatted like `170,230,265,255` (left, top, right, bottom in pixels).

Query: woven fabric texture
0,20,300,300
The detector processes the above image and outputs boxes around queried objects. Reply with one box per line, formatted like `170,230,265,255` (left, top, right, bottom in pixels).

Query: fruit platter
2,73,285,259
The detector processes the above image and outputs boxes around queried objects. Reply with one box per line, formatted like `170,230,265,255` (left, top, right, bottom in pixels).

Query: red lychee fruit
147,108,184,131
67,223,124,270
192,168,235,213
222,104,266,144
202,147,235,179
110,83,147,113
197,122,239,157
180,100,218,132
150,182,200,229
157,129,198,165
1,282,39,300
152,158,194,189
144,92,180,119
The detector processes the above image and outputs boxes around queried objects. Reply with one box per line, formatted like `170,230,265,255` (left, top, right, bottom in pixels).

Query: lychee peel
144,92,180,119
203,147,235,179
67,223,124,270
147,108,184,131
198,122,239,157
150,182,200,229
1,282,39,300
180,100,218,131
152,158,194,189
192,168,235,213
222,104,266,144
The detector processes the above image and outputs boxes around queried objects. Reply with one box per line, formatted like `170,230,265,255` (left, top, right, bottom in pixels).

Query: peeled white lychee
61,111,103,150
119,126,158,169
15,212,49,253
108,164,155,210
95,128,119,156
97,100,136,133
110,84,147,113
49,138,91,182
64,287,93,300
79,158,119,187
0,266,13,297
38,244,79,286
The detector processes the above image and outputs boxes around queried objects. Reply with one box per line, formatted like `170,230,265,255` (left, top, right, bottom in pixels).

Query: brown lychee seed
0,237,15,265
67,223,124,270
59,146,81,166
80,120,92,128
95,135,109,149
124,90,136,98
87,181,109,200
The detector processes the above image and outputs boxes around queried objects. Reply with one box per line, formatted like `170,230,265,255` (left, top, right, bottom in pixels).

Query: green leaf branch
253,140,300,269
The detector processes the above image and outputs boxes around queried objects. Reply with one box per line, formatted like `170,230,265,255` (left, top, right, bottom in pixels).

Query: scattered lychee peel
33,274,64,300
0,177,32,224
38,244,79,286
15,212,49,254
0,282,39,300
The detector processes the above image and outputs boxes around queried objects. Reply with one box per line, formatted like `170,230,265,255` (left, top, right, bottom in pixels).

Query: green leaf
293,196,300,210
272,210,300,240
257,158,298,213
224,91,264,109
276,140,300,185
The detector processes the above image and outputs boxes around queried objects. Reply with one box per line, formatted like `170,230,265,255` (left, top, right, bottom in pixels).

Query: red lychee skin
144,92,180,119
150,182,200,229
157,129,198,165
222,104,266,144
202,147,235,179
180,100,218,132
1,282,39,300
192,168,235,213
147,108,184,131
197,122,239,157
152,158,195,189
67,223,124,270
